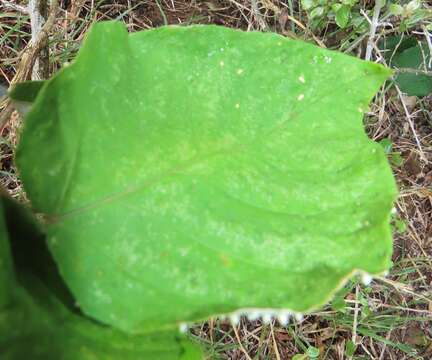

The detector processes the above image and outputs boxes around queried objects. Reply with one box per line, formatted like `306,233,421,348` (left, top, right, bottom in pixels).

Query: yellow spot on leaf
219,253,232,267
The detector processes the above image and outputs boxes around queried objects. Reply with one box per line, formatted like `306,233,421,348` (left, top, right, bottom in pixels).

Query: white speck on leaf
362,273,373,285
277,312,290,326
297,94,304,101
298,74,305,83
324,55,332,63
262,312,273,324
247,311,261,321
179,247,190,257
179,323,188,333
94,288,112,304
235,103,240,109
294,313,303,321
236,68,244,75
229,313,240,325
219,61,224,67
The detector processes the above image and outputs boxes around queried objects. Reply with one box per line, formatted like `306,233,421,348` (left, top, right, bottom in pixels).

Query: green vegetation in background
383,37,432,96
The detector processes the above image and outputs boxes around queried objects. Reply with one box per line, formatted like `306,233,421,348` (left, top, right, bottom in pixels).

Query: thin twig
350,284,360,360
270,321,281,360
232,322,253,360
378,330,392,360
279,2,326,48
29,0,49,79
395,85,426,161
422,25,432,68
365,0,384,61
1,0,28,13
395,67,432,75
155,0,168,26
14,0,57,82
375,276,431,302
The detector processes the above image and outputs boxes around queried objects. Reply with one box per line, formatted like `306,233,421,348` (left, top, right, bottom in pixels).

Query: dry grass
1,1,431,359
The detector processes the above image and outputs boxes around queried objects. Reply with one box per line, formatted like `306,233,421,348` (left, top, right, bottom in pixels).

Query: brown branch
14,0,58,83
29,0,50,79
0,0,58,130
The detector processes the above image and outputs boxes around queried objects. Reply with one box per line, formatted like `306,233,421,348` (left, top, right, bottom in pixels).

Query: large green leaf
16,21,397,333
0,196,202,359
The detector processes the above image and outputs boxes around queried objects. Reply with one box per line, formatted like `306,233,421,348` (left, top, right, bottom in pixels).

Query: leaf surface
16,21,397,333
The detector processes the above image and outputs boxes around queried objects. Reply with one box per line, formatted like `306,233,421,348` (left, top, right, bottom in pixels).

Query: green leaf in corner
392,42,432,96
379,36,416,63
8,81,46,103
2,288,202,359
16,21,396,334
0,196,15,307
0,196,203,359
379,36,432,96
7,80,46,117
